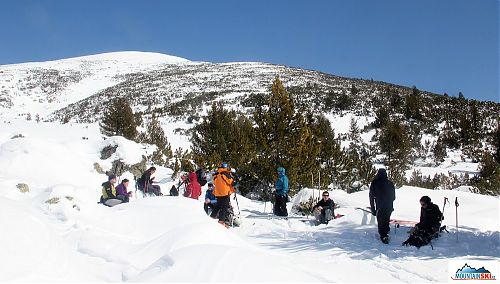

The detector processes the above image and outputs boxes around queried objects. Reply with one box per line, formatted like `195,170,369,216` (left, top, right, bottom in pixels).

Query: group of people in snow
369,168,443,247
100,175,133,207
100,166,163,207
99,163,443,246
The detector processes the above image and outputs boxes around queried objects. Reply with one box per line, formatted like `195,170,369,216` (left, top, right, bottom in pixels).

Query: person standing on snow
369,168,396,244
183,171,202,200
313,191,335,224
274,167,289,217
211,163,236,228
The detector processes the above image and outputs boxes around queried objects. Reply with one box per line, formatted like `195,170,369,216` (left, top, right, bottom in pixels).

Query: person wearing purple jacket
115,179,132,203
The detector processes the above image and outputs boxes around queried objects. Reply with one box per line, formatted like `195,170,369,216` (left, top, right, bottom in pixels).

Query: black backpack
196,168,207,186
170,185,179,196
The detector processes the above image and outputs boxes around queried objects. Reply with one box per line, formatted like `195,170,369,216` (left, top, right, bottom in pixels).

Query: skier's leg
377,208,391,242
218,196,230,223
210,198,221,219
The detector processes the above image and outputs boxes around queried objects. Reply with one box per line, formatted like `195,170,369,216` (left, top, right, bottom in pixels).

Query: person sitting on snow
100,174,123,207
137,167,162,196
402,196,443,248
115,178,132,203
183,171,202,200
312,191,335,224
203,182,217,215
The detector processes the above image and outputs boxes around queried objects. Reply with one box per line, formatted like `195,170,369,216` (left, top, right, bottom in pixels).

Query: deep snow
0,120,498,282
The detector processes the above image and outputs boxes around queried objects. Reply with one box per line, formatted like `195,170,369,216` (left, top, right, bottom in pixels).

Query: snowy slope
0,120,498,282
0,51,190,119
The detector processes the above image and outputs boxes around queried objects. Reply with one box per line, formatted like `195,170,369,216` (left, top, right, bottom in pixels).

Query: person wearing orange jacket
210,163,235,227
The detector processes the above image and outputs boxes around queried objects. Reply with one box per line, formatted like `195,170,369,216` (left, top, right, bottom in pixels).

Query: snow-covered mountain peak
2,51,191,69
0,51,193,119
62,51,191,65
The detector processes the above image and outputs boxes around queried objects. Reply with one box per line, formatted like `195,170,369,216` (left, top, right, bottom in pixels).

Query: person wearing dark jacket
313,191,335,224
416,196,442,232
137,167,162,196
369,168,396,244
402,196,443,248
100,174,122,207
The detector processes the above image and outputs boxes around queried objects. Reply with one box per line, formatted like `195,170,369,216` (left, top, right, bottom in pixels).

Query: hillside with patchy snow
0,51,189,118
2,52,498,178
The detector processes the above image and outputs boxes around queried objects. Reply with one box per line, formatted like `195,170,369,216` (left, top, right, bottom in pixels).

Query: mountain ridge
1,51,446,122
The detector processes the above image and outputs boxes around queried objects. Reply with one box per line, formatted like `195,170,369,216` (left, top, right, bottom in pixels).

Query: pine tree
379,120,410,165
172,158,180,178
475,152,500,195
191,102,236,169
100,98,138,140
253,76,320,192
433,137,447,163
374,106,390,128
379,119,410,186
348,116,361,143
310,114,343,188
493,121,500,164
469,101,482,142
350,84,359,96
191,102,257,194
458,112,473,146
291,112,321,188
144,113,172,165
405,86,423,121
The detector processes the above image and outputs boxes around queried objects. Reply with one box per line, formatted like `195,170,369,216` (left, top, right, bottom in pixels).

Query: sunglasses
323,195,329,197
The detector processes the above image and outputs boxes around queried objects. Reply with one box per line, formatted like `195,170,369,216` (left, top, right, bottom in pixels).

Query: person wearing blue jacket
274,167,289,217
203,182,217,215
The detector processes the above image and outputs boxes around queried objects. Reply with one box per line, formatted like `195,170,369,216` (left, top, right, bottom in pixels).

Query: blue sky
1,0,498,102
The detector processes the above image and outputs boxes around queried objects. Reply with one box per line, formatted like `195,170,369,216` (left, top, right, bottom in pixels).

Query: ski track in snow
234,195,499,282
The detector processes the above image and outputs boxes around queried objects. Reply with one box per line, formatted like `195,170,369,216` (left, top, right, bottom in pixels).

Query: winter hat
376,168,387,178
420,196,431,205
108,174,117,181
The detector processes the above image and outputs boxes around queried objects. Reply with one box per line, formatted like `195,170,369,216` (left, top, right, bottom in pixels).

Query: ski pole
134,176,138,198
234,192,240,215
442,197,449,221
263,186,267,213
455,197,459,242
